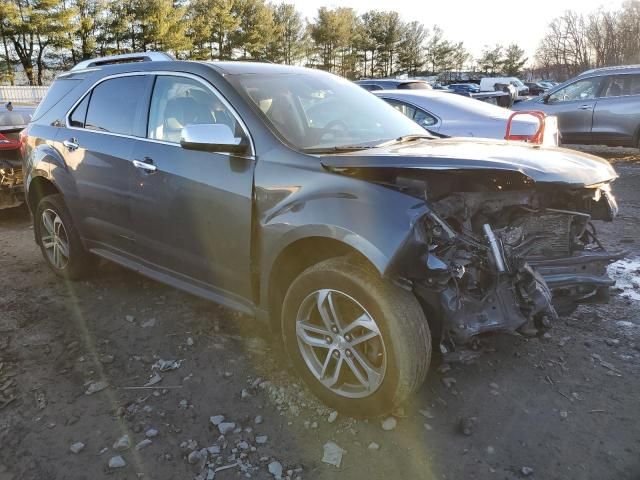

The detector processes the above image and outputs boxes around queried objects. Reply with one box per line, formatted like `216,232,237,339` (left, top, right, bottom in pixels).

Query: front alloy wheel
296,289,387,399
282,255,432,416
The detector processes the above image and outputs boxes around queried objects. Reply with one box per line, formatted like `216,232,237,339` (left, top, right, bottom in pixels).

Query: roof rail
70,51,175,71
579,64,640,76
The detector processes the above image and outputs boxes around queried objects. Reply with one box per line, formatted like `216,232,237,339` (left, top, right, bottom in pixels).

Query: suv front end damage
322,142,623,347
404,182,622,345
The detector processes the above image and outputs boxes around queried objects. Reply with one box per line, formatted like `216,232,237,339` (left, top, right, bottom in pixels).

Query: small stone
241,389,251,399
141,318,156,328
113,435,131,451
210,415,225,426
268,460,283,478
145,428,159,438
207,445,221,454
437,363,451,374
100,354,115,364
489,382,499,390
520,466,534,476
560,410,568,419
85,381,108,395
381,417,397,431
311,422,318,429
186,337,194,346
70,442,85,453
441,377,457,388
108,455,126,469
187,450,202,464
368,442,380,450
459,417,476,436
223,371,233,378
254,415,263,425
327,411,338,423
256,435,268,444
179,399,188,409
419,409,434,419
322,441,344,467
135,439,152,451
605,338,620,347
125,315,135,323
218,422,236,435
424,423,433,431
486,446,495,455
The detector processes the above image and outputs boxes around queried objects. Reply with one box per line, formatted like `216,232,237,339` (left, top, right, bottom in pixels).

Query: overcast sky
290,0,622,60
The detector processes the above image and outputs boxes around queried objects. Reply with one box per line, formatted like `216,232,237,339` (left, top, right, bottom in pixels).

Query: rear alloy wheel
282,256,432,416
35,194,97,279
40,208,70,270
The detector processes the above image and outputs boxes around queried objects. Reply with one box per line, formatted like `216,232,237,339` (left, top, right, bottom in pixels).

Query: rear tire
34,194,97,280
281,255,431,416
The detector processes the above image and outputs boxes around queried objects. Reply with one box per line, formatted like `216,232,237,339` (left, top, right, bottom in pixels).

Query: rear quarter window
32,78,82,121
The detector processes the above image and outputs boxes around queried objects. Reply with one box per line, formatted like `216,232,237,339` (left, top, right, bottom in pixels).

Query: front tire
34,194,97,280
282,256,431,416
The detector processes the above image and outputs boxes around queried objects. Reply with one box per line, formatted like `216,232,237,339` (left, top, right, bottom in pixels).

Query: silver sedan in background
374,89,559,146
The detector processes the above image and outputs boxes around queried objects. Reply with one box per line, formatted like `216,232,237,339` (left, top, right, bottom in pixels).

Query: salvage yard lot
1,148,639,480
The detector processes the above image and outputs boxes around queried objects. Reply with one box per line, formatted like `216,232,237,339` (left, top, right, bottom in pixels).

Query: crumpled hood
321,138,617,187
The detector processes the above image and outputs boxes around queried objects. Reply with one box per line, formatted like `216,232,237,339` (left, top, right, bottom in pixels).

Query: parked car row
20,52,621,415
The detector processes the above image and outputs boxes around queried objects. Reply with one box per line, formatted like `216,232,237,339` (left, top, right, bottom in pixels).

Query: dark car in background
525,82,548,96
447,83,480,95
23,53,621,415
514,65,640,148
0,105,35,209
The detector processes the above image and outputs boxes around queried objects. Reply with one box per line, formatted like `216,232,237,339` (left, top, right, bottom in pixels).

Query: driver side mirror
180,124,248,154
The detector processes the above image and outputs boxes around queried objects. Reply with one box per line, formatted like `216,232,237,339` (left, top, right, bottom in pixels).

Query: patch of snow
608,257,640,302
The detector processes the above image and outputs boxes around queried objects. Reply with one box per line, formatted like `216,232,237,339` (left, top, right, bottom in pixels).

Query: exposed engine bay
383,169,623,346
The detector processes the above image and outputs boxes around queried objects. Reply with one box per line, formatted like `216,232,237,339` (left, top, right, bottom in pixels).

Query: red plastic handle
505,110,546,144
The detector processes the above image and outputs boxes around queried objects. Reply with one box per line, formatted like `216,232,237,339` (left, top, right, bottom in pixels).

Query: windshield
232,71,425,152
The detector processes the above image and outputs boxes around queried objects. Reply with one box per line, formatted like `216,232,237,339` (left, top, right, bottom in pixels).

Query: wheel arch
265,236,379,334
27,176,61,216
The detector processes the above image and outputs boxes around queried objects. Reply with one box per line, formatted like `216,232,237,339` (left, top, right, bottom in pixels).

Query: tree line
0,0,532,86
535,0,640,80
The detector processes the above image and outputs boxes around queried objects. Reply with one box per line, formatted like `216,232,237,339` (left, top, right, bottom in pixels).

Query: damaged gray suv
23,53,622,415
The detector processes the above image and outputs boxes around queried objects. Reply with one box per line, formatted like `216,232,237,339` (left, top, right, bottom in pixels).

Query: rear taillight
505,110,546,145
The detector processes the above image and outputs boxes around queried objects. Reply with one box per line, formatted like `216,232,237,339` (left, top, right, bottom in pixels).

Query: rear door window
84,76,151,136
602,74,640,97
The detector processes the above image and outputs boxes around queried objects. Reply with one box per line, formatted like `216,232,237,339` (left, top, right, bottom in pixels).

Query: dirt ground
1,147,639,480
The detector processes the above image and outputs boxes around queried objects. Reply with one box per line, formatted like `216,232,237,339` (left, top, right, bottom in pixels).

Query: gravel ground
0,147,639,480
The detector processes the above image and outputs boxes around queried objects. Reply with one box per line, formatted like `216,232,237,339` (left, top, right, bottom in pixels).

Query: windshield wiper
302,145,376,154
376,133,435,148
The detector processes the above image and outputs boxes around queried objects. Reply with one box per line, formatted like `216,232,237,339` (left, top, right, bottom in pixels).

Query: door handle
578,104,592,110
133,158,157,172
63,138,79,151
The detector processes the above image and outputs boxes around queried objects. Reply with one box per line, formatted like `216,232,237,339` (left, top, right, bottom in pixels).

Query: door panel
56,128,138,251
130,141,255,298
129,74,255,299
592,74,640,147
58,74,153,252
543,77,604,144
